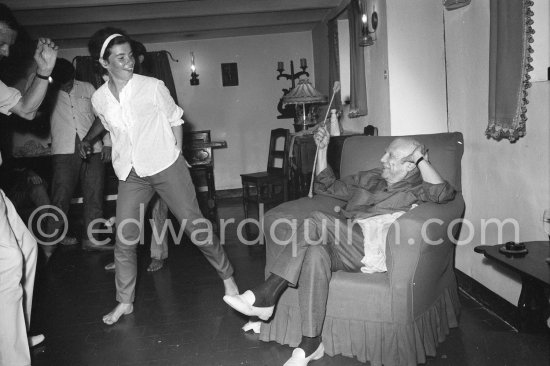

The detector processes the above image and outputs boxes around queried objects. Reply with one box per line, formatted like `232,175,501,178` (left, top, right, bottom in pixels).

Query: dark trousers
114,155,233,303
268,211,364,337
49,138,104,242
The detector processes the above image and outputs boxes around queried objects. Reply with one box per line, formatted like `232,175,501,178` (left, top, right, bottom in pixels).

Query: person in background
104,40,168,272
46,58,113,250
79,28,239,325
0,3,58,364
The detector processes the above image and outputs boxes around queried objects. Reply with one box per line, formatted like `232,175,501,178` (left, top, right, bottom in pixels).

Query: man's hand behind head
403,141,428,164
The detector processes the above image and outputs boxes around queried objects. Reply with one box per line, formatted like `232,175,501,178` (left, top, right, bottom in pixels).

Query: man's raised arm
9,38,58,120
409,144,445,184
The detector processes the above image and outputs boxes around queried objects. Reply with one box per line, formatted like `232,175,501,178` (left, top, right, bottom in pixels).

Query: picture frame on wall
221,63,238,87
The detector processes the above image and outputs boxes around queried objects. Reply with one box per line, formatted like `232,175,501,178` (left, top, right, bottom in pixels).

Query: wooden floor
30,199,549,366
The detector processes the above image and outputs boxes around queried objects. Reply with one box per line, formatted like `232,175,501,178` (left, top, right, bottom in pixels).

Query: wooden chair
241,128,290,230
182,130,219,232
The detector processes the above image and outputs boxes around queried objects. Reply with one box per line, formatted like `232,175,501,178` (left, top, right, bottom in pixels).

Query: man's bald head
380,137,422,185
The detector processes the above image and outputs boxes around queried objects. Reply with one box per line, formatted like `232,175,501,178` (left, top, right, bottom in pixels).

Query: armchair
259,132,465,366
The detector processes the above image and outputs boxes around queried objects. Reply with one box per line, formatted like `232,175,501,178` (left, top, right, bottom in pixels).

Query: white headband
99,33,123,59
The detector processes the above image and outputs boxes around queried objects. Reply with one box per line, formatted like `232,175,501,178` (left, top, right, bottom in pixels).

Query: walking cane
308,81,341,198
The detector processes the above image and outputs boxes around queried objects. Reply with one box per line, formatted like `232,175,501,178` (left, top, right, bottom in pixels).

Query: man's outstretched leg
223,273,288,320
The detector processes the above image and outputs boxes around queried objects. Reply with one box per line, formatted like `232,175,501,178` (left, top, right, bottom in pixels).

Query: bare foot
147,258,164,272
102,303,133,325
223,276,239,296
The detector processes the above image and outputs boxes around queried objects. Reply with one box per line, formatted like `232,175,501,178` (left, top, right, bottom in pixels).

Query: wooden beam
56,23,318,49
24,10,327,40
14,2,336,26
6,0,340,12
323,0,351,22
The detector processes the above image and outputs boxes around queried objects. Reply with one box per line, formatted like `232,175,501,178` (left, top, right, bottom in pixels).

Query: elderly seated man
224,126,456,366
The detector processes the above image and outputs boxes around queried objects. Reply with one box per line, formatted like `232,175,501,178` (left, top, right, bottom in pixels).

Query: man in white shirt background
47,58,113,250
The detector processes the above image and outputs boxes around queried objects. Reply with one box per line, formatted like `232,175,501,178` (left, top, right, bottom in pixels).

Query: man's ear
405,161,416,172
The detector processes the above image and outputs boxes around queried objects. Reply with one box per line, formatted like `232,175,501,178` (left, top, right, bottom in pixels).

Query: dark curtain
146,51,179,105
486,0,534,142
328,19,342,114
74,51,178,105
347,0,368,118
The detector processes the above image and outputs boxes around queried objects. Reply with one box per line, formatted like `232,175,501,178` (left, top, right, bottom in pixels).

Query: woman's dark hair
87,27,131,76
130,40,152,75
0,3,35,85
0,3,20,30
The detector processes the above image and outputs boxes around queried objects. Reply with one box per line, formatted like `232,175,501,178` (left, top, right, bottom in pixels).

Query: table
475,241,550,331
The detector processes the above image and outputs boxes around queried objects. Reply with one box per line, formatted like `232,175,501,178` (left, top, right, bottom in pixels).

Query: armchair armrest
386,194,465,323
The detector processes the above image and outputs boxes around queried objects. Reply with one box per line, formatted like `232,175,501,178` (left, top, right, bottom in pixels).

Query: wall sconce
359,1,378,47
190,52,199,86
276,59,309,119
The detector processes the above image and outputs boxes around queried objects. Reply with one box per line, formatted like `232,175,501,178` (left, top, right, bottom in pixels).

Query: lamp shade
282,79,327,106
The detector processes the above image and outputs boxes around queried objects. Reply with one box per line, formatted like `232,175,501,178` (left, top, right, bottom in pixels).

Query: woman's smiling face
102,42,135,81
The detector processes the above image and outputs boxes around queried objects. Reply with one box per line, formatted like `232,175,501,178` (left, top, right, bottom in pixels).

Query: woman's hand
78,140,93,160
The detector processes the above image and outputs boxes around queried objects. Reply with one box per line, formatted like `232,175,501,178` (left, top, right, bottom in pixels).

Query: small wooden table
475,241,550,331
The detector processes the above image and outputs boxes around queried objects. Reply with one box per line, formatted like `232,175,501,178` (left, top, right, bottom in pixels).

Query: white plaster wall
385,0,448,135
530,0,549,82
445,0,550,304
59,32,314,190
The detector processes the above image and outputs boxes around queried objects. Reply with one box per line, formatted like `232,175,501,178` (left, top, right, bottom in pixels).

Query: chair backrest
339,132,464,191
266,128,290,175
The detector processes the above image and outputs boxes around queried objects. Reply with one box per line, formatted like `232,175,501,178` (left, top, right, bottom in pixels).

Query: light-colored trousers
114,156,233,303
0,190,37,366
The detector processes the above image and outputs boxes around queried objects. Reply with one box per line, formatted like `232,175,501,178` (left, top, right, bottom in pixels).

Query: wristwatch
36,73,53,84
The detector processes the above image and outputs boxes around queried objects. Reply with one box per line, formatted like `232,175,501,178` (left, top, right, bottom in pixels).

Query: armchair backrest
338,132,465,323
338,132,464,191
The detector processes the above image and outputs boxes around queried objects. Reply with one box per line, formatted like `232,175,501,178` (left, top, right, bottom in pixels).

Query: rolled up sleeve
414,181,456,203
155,80,183,127
0,81,22,116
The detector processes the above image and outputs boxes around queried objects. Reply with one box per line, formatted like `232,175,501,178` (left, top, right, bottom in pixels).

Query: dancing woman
79,28,238,324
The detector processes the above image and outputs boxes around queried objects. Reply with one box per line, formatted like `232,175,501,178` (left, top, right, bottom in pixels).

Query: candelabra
276,59,309,119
